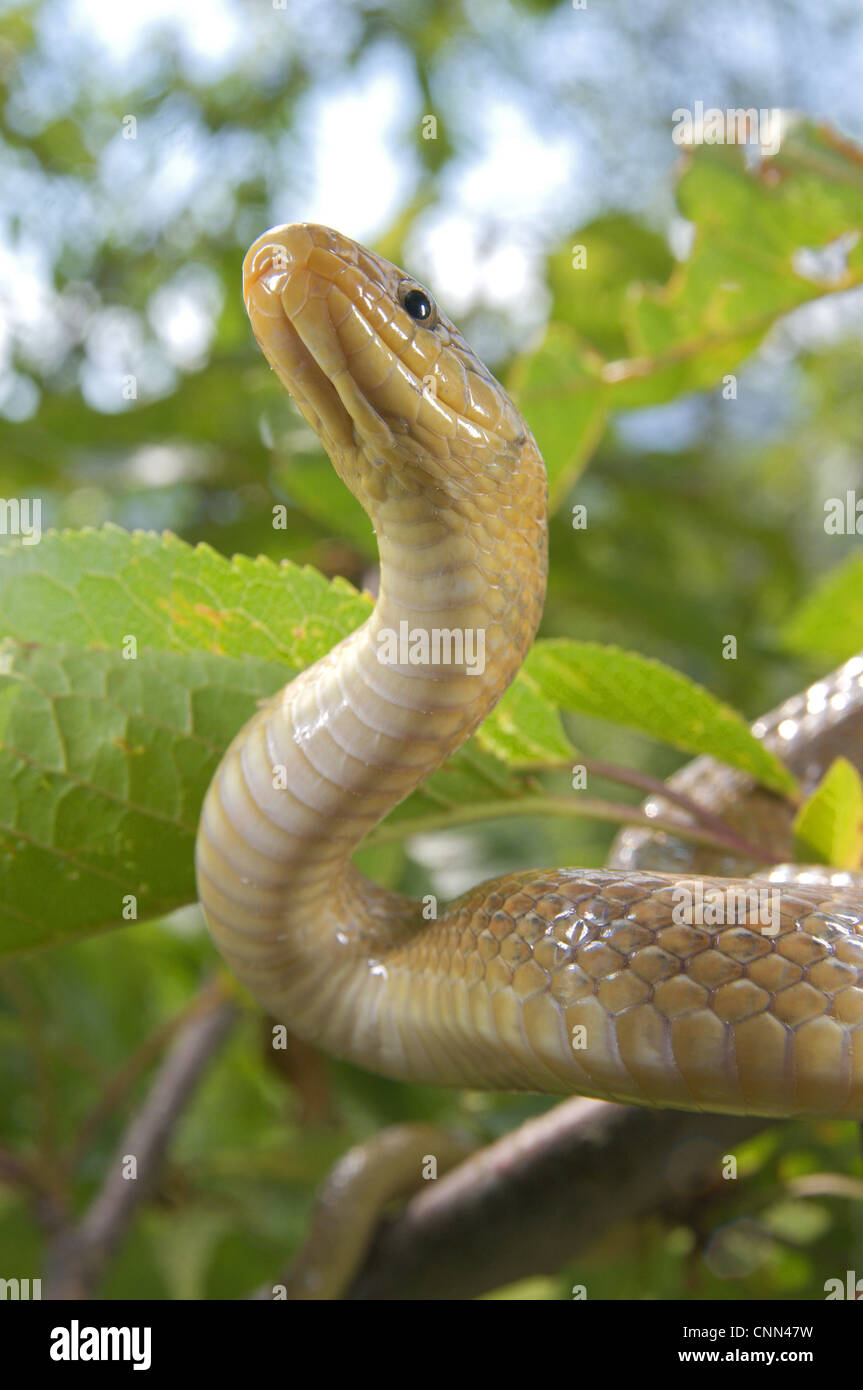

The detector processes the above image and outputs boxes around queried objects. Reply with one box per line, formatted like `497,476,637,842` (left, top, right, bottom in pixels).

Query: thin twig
367,793,781,865
578,756,779,861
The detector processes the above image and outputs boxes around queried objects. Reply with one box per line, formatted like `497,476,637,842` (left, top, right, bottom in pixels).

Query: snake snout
242,223,313,317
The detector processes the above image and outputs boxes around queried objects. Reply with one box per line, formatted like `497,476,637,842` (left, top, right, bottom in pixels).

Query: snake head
242,222,545,525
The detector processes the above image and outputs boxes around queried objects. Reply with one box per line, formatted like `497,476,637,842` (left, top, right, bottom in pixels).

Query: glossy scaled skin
196,223,863,1119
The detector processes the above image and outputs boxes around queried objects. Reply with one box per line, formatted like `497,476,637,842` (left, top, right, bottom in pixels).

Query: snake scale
196,223,863,1121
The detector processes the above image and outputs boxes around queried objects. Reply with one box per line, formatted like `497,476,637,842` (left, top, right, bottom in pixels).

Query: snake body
196,223,863,1120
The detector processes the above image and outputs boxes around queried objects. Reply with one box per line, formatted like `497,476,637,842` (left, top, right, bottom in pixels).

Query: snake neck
196,437,548,1018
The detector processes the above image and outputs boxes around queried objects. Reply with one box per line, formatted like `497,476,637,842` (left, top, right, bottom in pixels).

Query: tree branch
344,1100,776,1300
62,975,233,1173
43,992,237,1300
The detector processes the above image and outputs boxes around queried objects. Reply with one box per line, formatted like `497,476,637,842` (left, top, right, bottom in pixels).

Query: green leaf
513,122,863,508
545,214,675,360
782,554,863,664
0,524,373,666
509,325,608,508
617,124,863,407
475,665,575,766
511,639,797,795
0,640,285,954
792,756,863,867
0,527,380,954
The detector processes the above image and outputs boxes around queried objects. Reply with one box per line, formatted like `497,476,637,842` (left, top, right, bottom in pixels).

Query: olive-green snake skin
196,223,863,1123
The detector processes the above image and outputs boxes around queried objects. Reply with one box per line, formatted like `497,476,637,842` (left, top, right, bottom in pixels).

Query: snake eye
398,282,437,327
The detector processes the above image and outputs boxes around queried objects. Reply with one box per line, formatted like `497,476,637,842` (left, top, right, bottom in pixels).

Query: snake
195,222,863,1126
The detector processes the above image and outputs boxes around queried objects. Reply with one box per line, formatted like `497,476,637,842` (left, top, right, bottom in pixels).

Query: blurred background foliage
1,0,862,1300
